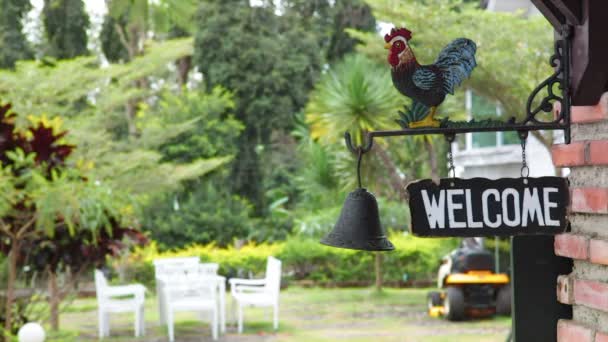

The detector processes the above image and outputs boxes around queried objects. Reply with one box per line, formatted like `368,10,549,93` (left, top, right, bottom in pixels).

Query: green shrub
118,234,458,287
122,241,280,287
144,182,255,249
278,234,458,284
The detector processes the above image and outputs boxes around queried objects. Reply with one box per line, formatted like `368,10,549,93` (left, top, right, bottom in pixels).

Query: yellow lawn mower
427,244,511,321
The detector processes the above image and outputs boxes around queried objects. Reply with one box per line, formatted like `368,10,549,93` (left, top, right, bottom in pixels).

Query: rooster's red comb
384,28,412,42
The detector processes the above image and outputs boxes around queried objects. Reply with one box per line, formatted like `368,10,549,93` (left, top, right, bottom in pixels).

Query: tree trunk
375,252,383,292
424,138,439,181
176,55,192,87
373,145,407,200
125,99,139,138
115,24,146,139
48,270,60,331
4,239,20,334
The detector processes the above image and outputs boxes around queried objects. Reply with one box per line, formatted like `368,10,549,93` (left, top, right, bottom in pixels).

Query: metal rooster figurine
384,27,477,128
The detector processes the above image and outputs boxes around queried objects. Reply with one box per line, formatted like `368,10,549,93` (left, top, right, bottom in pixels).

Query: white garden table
157,274,226,333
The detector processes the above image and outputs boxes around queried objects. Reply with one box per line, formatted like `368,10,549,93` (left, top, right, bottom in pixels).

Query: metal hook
344,132,373,155
517,130,529,141
444,133,456,144
356,148,363,189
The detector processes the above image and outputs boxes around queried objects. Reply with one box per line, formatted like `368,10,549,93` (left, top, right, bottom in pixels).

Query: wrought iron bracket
345,25,573,155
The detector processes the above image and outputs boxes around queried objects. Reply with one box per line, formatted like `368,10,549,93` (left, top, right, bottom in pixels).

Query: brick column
551,92,608,342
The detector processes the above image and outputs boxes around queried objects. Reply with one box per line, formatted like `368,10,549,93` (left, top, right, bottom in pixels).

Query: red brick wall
552,92,608,342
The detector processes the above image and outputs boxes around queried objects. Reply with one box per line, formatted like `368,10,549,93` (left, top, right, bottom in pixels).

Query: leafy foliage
152,87,243,163
144,182,253,249
0,102,140,246
194,1,323,210
0,39,230,198
326,0,377,62
0,101,146,333
25,223,146,275
305,54,411,194
0,0,32,69
306,54,402,146
100,0,198,63
42,0,90,59
0,294,30,336
150,0,199,36
292,122,342,211
281,0,377,62
99,14,129,63
136,87,251,248
0,38,193,117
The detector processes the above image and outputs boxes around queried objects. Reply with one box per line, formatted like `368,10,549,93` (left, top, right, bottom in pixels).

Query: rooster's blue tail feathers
434,38,477,95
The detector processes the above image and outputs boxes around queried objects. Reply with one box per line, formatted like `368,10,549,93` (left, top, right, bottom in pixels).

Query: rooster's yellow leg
409,107,441,128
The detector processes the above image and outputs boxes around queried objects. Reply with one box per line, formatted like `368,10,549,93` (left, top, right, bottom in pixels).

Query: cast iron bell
320,188,394,251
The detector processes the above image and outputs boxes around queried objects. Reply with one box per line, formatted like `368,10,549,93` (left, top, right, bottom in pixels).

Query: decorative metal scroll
345,25,572,155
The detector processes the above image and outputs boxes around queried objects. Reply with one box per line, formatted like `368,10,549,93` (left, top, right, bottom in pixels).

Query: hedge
115,234,458,288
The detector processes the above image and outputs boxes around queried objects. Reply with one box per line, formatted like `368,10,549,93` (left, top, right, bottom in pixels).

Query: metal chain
521,136,530,178
448,140,456,179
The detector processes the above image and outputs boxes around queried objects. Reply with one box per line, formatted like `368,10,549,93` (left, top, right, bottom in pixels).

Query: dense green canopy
0,0,33,68
42,0,89,59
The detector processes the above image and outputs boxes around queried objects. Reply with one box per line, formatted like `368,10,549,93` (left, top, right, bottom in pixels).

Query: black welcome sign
406,177,569,237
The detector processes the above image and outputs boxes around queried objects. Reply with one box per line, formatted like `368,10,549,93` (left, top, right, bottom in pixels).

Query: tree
395,101,444,180
42,0,90,59
25,214,145,331
0,39,230,199
0,37,246,252
99,0,200,137
145,182,253,249
194,1,323,212
0,102,145,333
306,54,407,196
140,88,252,249
326,0,377,62
0,0,33,69
280,0,377,62
291,115,342,211
100,0,198,84
305,54,407,291
99,14,130,63
154,88,243,164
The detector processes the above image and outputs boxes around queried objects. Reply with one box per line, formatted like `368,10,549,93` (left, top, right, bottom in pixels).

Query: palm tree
396,101,443,180
306,54,407,197
292,114,342,211
306,54,408,291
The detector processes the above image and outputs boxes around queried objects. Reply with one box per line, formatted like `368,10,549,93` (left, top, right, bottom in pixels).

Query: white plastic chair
229,256,282,333
94,269,146,338
166,280,218,341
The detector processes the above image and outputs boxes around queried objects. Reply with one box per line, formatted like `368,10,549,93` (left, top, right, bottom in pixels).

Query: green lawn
51,287,511,341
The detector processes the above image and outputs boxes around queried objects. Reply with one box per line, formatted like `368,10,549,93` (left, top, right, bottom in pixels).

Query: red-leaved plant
0,102,146,333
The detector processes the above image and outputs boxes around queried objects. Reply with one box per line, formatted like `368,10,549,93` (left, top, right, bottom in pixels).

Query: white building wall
453,134,555,179
487,0,541,16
